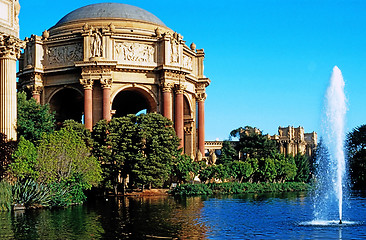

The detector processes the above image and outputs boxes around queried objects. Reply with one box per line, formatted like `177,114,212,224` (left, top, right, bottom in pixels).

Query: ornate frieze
115,41,155,64
46,43,83,66
0,33,24,59
160,71,185,81
183,55,192,70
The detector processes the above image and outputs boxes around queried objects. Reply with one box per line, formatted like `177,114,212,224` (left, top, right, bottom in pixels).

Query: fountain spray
324,66,347,224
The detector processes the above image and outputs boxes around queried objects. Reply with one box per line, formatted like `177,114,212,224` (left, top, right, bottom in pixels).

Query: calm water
1,191,366,239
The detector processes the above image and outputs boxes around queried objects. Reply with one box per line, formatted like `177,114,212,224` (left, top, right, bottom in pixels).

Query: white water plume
313,66,347,223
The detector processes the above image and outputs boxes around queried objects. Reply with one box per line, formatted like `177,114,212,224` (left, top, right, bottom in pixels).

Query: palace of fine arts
1,1,366,239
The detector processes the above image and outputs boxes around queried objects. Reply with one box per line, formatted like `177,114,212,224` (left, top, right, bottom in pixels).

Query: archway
49,88,83,123
112,88,156,117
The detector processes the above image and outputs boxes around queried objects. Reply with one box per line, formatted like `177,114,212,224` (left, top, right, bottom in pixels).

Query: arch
111,86,158,117
48,87,83,123
183,94,193,118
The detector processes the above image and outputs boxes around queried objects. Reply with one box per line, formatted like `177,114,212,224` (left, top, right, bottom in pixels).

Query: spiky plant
12,178,53,208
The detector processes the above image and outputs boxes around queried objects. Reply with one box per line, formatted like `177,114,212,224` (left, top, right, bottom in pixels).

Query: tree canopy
346,124,366,188
93,113,181,191
17,92,55,144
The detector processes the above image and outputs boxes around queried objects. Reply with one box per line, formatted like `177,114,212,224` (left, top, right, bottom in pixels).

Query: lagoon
1,191,366,239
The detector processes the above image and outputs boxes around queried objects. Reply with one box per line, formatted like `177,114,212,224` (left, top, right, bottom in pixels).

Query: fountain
312,66,348,225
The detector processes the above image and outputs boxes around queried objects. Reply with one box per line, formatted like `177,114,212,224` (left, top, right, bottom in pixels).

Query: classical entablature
17,3,210,158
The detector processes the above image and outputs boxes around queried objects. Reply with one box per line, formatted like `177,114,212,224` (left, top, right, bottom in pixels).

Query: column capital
161,81,173,93
27,84,43,95
0,34,25,59
101,78,112,89
196,92,206,102
175,84,186,94
80,79,94,90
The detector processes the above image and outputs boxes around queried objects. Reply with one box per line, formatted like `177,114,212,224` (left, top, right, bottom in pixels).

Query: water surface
1,191,366,239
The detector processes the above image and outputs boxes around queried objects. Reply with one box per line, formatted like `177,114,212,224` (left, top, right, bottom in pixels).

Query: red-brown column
102,87,111,121
32,91,41,104
101,78,112,121
162,83,172,120
197,93,206,156
175,86,185,149
81,79,94,131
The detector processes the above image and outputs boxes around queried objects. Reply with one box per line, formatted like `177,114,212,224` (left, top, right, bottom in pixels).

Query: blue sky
18,0,366,141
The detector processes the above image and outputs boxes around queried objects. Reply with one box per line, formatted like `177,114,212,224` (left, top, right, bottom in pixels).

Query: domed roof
54,3,166,27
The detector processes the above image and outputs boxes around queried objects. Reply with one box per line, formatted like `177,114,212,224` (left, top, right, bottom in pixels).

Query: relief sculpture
115,42,155,63
47,43,83,66
183,55,192,70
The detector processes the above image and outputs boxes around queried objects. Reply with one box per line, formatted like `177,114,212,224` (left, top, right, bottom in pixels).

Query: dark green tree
230,126,277,159
17,92,55,144
132,113,180,189
92,113,181,192
346,124,366,189
293,154,310,182
218,140,238,164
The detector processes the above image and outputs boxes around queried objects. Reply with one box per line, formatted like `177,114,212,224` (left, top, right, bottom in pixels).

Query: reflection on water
1,192,366,239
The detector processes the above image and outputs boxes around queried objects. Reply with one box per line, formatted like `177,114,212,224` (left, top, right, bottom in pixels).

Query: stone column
161,82,173,120
196,93,206,156
175,84,185,149
80,79,94,130
0,35,23,140
101,78,112,121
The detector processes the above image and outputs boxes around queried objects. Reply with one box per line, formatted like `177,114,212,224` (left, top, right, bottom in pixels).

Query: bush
170,182,310,196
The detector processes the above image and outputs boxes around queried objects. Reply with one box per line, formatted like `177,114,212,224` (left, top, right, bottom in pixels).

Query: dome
54,3,166,27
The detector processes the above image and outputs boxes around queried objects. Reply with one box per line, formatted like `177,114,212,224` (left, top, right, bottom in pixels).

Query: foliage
293,154,310,182
173,154,200,183
93,113,181,191
0,181,12,211
218,140,238,164
12,178,53,208
170,182,311,196
17,92,55,144
36,128,102,189
230,126,277,159
61,119,93,147
131,113,180,188
170,183,213,196
0,133,17,180
10,136,38,180
346,124,366,188
228,161,253,182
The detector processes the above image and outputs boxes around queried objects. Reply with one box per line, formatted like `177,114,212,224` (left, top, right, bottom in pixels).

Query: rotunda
17,3,210,158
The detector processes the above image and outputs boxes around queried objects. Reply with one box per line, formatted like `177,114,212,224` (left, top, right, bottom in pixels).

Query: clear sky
18,0,366,141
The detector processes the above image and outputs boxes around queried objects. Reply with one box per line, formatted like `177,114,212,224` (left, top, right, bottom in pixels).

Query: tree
92,113,181,192
218,140,238,164
173,154,200,183
131,113,180,189
0,133,17,180
346,125,366,188
36,128,101,189
61,119,93,147
9,136,38,180
230,126,277,159
293,154,310,182
228,161,253,183
17,92,55,144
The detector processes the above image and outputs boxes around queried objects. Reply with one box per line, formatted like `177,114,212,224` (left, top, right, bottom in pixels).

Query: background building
17,3,210,158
